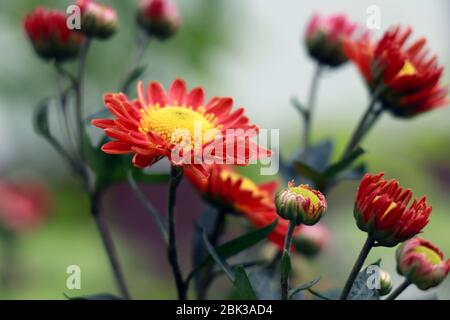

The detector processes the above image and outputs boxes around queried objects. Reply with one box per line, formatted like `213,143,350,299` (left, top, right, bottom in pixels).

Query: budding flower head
77,0,118,39
305,13,359,67
275,181,327,226
23,7,85,62
293,224,330,258
396,237,450,290
354,173,431,247
137,0,181,40
378,269,393,296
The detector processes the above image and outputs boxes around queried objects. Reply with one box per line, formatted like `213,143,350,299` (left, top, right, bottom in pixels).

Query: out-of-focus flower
378,269,393,296
0,181,50,232
344,26,448,117
91,79,271,177
305,13,360,67
293,223,330,257
23,7,85,61
77,0,118,39
354,173,432,247
185,164,298,249
396,237,449,290
137,0,180,40
275,181,327,226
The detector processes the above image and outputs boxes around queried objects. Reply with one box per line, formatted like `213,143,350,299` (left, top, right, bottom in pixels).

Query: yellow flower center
139,105,220,147
396,60,417,78
289,185,320,207
413,246,442,265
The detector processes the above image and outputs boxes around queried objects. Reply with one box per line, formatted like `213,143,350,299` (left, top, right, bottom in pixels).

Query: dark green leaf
233,266,257,300
192,207,222,293
323,147,365,179
290,96,307,116
248,270,279,300
64,293,123,300
186,220,278,284
33,97,52,139
202,231,235,281
347,260,381,300
120,65,147,95
280,252,291,280
292,161,324,185
304,140,334,172
289,277,321,300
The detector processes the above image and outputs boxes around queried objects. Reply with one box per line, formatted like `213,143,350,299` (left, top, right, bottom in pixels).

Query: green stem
303,64,323,153
385,280,411,300
127,171,168,243
167,166,187,300
54,63,78,160
75,38,91,157
120,34,151,94
342,87,385,159
280,220,296,300
91,193,131,300
197,208,226,300
339,236,375,300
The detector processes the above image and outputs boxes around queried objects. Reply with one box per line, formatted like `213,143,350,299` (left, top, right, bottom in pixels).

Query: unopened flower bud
23,7,85,62
378,270,393,296
396,237,450,290
305,13,359,67
293,223,329,257
275,181,327,226
77,0,118,39
137,0,180,40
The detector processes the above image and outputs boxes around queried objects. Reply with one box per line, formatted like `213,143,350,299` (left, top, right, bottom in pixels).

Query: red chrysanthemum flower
305,13,361,67
344,25,448,117
0,181,50,232
137,0,180,40
92,79,271,177
396,237,449,290
354,173,432,247
23,7,85,61
185,164,299,249
77,0,118,39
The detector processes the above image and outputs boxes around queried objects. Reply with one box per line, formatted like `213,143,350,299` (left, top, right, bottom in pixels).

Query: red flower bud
23,7,85,61
275,181,327,226
354,173,431,247
305,13,360,67
77,0,118,39
293,223,330,257
396,237,450,290
136,0,180,40
0,181,50,232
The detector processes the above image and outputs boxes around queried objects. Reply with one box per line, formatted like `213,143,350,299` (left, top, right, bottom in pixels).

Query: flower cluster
21,0,450,302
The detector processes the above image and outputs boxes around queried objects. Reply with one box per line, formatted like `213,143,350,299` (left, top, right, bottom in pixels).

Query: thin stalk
54,63,78,159
303,64,323,153
280,221,296,300
91,195,131,300
127,171,168,243
167,166,187,300
197,208,226,300
385,280,411,300
339,236,375,300
75,38,92,156
120,34,150,93
342,87,385,158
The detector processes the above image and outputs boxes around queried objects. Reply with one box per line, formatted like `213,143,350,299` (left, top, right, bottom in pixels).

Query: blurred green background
0,0,449,299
